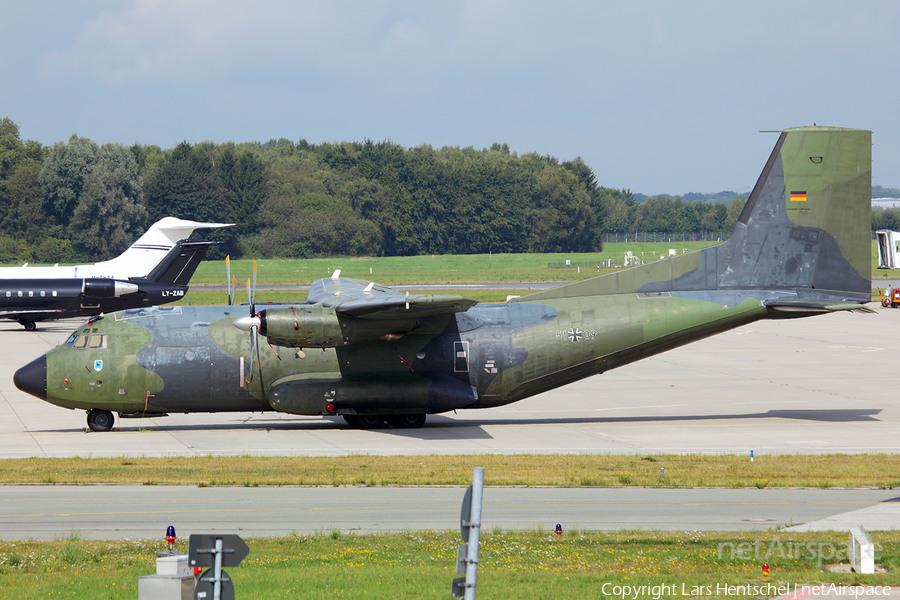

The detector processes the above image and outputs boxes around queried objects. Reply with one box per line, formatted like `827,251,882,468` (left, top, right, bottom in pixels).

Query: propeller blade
241,259,262,385
225,255,232,306
247,323,259,384
251,259,258,313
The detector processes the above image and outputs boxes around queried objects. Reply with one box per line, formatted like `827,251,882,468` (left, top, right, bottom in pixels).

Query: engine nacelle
234,305,418,349
259,306,345,348
82,278,139,298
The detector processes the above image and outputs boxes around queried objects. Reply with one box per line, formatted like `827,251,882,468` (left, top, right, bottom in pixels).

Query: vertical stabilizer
717,126,871,296
87,218,232,280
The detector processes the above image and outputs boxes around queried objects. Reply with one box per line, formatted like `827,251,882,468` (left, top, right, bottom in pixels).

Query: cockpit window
69,334,106,349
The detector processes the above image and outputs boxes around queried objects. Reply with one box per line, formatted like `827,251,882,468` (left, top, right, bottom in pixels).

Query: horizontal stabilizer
764,300,876,315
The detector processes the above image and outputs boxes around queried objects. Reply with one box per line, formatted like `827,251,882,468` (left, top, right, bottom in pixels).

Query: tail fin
139,240,216,285
514,126,871,306
717,126,871,297
92,217,232,280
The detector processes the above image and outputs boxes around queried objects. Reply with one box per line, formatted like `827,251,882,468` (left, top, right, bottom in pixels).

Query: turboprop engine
233,306,410,348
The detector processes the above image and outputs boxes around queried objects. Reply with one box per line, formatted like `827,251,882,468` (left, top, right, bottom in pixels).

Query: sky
1,0,898,197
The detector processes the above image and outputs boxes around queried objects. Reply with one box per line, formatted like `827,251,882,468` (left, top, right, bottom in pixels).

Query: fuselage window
28,291,33,297
454,341,470,373
17,291,22,297
88,334,107,349
65,333,79,346
73,336,88,349
52,291,57,297
40,291,45,297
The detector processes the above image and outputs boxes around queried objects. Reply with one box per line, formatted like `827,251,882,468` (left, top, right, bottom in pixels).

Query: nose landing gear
86,408,114,432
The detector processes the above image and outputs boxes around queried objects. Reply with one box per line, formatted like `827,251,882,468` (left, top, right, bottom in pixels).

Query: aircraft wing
307,274,477,319
0,308,64,317
329,293,477,319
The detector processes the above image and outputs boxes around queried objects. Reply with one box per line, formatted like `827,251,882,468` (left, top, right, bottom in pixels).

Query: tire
355,415,385,429
342,414,359,427
87,409,114,432
19,320,36,331
387,414,426,428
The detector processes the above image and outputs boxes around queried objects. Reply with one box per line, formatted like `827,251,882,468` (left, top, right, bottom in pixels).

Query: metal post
214,537,223,600
464,467,484,600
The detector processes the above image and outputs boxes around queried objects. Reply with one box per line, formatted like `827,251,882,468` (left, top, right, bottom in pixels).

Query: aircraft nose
14,354,46,400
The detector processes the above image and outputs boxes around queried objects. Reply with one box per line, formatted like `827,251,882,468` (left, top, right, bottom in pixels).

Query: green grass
7,454,900,488
187,242,719,287
175,288,522,306
0,531,896,599
189,238,900,287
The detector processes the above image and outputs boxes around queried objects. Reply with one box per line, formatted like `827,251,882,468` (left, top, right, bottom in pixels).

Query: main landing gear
342,414,426,429
87,408,114,432
18,319,37,331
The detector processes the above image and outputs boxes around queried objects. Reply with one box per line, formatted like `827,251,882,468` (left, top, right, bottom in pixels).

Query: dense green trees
0,116,892,263
36,135,145,260
872,207,900,232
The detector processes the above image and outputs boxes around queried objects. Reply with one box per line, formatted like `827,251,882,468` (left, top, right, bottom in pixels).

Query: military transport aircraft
14,126,873,432
0,218,230,330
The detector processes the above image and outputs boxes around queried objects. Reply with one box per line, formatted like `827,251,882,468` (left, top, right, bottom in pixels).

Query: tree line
2,116,881,264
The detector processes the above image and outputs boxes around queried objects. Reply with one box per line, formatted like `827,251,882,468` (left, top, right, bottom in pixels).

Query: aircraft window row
4,290,58,298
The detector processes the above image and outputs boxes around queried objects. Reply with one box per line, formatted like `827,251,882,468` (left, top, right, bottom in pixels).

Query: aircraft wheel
19,320,36,331
355,415,385,429
387,414,426,428
87,409,114,432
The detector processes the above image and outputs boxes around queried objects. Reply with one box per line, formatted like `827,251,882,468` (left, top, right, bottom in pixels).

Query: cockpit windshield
65,332,107,349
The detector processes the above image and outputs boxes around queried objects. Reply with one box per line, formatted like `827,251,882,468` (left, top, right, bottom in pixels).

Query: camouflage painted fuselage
39,292,771,417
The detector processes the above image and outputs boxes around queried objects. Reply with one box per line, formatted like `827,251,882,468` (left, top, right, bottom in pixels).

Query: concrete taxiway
0,486,897,541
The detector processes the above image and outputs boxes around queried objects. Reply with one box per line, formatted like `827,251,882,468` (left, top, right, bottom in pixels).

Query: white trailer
876,229,900,269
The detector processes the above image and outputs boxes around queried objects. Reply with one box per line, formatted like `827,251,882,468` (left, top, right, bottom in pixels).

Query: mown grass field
1,530,897,600
5,454,900,488
181,239,900,287
186,241,719,287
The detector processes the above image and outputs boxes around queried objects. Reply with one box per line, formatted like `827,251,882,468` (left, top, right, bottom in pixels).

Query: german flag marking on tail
790,191,807,202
